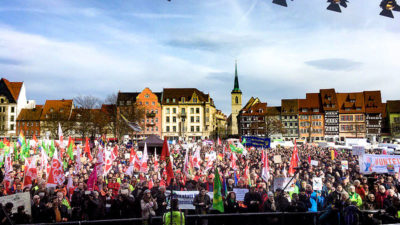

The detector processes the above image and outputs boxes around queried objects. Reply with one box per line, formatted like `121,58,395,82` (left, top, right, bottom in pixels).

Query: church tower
230,60,242,136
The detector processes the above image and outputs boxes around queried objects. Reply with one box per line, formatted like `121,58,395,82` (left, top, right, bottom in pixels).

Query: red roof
299,93,322,115
320,89,338,110
242,102,267,116
337,92,365,113
363,91,383,114
40,99,73,120
1,78,23,101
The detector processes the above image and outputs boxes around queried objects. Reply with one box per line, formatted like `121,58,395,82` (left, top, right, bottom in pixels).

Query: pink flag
87,166,98,191
154,151,159,172
139,143,148,173
230,152,238,170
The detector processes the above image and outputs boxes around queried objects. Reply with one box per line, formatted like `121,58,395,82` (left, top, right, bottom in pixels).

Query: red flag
217,137,222,146
113,145,119,156
87,166,98,191
23,157,38,188
161,137,174,185
288,139,299,176
261,150,270,183
47,149,65,187
129,148,136,163
84,137,93,160
32,135,38,144
308,156,311,165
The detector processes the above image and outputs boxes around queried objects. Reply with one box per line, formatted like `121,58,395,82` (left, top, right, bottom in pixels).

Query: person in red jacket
107,177,120,196
354,180,366,200
375,184,388,209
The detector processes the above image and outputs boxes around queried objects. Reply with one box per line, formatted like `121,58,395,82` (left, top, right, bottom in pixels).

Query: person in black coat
31,195,47,223
12,206,30,224
224,192,239,213
155,186,167,216
46,197,69,223
244,187,261,212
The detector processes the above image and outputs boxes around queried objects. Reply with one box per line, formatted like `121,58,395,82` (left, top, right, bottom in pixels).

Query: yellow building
161,88,217,141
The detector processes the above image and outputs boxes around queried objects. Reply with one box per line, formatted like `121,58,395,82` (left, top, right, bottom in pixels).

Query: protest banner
0,192,31,215
165,191,213,210
241,136,271,148
352,146,365,156
233,188,249,202
310,160,319,166
360,154,400,174
273,155,282,164
312,177,322,191
273,177,295,192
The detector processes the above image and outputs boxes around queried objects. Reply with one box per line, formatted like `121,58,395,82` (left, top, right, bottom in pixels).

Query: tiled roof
267,106,281,116
337,92,365,113
242,102,267,116
117,92,140,103
382,103,387,118
364,91,383,114
281,99,298,115
17,106,43,121
299,93,322,115
101,104,116,114
1,78,23,101
387,100,400,113
162,88,209,104
320,89,338,110
40,99,73,120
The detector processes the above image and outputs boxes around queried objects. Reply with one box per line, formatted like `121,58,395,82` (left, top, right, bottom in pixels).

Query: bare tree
74,95,101,109
104,93,117,105
41,111,75,139
264,115,285,139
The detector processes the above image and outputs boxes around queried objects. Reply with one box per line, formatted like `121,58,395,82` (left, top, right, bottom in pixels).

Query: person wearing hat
141,189,157,224
163,198,185,225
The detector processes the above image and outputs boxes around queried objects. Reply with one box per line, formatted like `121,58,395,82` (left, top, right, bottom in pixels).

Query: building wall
324,111,339,141
136,88,162,137
339,113,366,139
389,113,400,138
281,115,299,140
365,113,382,142
298,114,324,141
16,120,40,138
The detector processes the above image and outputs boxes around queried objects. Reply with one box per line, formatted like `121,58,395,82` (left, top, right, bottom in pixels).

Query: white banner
360,154,400,174
310,160,319,166
0,192,31,215
166,191,213,210
233,188,249,202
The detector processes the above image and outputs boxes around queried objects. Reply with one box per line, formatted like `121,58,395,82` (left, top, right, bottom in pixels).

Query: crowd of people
0,138,399,225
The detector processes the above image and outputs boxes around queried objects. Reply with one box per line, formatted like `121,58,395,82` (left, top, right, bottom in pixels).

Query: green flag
67,140,74,160
14,142,19,162
242,138,246,145
229,144,243,154
49,140,56,158
212,168,224,213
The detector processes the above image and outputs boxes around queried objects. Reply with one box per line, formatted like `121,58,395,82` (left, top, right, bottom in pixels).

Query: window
127,101,131,105
313,108,319,112
10,116,14,122
166,117,170,123
235,97,238,104
181,97,185,103
191,126,194,132
191,116,194,123
173,126,176,132
173,117,176,123
156,127,158,131
139,101,142,105
206,117,209,122
196,116,200,123
50,108,54,112
151,127,154,131
10,124,14,130
166,98,170,103
145,94,150,98
182,108,186,113
155,118,158,123
166,108,170,114
206,108,209,113
196,126,200,132
152,102,155,105
173,108,176,114
36,130,38,135
147,127,149,131
302,108,308,112
166,126,170,132
151,119,154,122
146,102,149,105
11,107,14,113
147,119,149,123
172,98,176,103
190,108,194,114
155,109,158,114
119,101,124,106
196,108,200,114
60,108,64,112
355,115,364,121
193,98,198,103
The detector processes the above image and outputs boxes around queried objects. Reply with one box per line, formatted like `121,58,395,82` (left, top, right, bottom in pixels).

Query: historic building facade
298,93,324,142
16,105,43,138
387,100,400,139
337,92,366,140
281,99,299,141
364,91,384,143
320,89,339,142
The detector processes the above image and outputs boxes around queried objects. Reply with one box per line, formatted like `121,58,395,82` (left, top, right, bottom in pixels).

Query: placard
273,177,295,192
233,188,249,202
310,160,319,166
0,192,31,215
341,161,348,170
124,153,130,159
273,155,282,164
165,191,213,210
312,177,322,191
352,146,365,156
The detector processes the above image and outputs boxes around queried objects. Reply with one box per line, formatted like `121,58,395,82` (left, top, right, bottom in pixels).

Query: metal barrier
21,210,390,225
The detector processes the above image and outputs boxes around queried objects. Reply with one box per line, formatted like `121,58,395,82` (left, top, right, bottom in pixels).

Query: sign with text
360,154,400,174
341,160,349,170
242,136,271,149
233,188,249,202
310,160,319,166
273,155,282,164
312,177,323,191
166,191,213,210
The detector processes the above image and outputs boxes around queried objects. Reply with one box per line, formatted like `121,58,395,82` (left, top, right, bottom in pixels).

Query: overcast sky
1,0,400,115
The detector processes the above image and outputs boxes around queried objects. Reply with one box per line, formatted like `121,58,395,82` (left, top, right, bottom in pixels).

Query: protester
163,198,185,225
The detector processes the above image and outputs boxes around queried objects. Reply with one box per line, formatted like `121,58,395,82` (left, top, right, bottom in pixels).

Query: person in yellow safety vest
348,185,363,208
163,198,185,225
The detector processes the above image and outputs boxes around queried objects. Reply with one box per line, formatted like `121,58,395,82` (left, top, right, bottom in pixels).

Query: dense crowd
0,139,399,225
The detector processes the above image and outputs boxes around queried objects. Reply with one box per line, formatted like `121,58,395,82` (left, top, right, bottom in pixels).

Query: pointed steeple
232,60,241,93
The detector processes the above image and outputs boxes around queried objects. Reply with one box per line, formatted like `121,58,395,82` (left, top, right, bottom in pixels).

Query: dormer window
193,98,197,103
50,108,54,112
313,108,319,112
127,101,131,105
172,98,176,103
166,98,170,103
145,94,150,98
181,97,185,103
60,108,64,113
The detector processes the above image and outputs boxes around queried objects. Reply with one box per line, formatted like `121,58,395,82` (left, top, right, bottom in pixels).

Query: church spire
232,60,241,93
